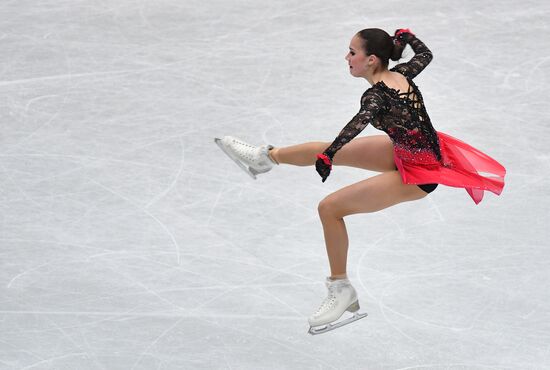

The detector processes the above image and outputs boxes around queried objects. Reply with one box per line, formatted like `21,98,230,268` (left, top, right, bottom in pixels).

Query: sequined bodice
323,34,441,165
371,79,441,163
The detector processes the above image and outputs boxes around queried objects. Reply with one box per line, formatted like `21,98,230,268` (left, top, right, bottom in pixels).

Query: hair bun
357,28,405,67
391,39,406,61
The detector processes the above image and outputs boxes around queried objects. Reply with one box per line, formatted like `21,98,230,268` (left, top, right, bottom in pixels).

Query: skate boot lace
231,138,259,162
314,287,337,316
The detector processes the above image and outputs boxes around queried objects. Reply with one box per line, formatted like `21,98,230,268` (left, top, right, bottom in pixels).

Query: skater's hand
315,153,332,183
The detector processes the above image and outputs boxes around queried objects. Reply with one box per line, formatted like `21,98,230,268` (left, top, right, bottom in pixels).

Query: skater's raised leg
270,135,395,172
215,134,395,178
268,142,329,166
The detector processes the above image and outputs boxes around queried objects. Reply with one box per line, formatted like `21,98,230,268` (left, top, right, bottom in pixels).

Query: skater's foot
308,277,365,330
215,136,277,179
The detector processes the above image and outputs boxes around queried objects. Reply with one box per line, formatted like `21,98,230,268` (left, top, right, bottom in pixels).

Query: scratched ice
1,0,549,369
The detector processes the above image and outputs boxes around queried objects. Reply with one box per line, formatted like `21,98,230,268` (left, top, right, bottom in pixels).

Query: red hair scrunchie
394,28,414,39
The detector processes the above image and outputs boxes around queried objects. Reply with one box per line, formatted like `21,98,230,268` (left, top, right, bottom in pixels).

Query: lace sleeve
391,34,433,79
323,88,386,159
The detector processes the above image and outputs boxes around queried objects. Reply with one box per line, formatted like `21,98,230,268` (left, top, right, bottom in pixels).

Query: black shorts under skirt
417,183,438,194
394,165,438,194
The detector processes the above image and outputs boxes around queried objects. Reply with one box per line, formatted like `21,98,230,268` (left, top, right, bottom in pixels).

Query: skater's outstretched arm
315,89,385,182
324,89,385,160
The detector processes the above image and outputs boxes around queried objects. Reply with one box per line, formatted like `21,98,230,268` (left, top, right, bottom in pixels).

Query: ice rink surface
1,0,549,369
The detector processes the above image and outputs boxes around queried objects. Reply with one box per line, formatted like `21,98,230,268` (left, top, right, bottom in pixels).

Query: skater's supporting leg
318,215,349,278
270,135,395,172
318,171,427,278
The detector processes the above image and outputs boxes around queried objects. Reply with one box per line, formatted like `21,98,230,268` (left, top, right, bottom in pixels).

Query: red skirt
394,132,506,204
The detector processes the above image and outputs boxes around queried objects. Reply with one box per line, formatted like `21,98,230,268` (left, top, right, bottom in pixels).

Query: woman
215,28,505,334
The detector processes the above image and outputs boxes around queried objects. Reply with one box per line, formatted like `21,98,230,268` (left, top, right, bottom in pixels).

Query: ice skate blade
308,311,368,335
214,138,257,180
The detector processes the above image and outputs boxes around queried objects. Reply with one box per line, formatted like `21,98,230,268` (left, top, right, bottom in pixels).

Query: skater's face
345,34,377,78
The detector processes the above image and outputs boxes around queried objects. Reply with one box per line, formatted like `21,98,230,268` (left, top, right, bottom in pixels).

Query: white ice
1,0,549,369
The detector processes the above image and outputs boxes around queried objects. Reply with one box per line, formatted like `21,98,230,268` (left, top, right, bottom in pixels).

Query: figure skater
215,28,506,334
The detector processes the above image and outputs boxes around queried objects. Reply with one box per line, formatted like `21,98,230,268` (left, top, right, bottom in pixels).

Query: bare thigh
331,135,395,172
319,171,427,218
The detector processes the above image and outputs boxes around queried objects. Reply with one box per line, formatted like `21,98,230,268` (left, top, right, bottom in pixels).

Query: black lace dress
321,34,505,204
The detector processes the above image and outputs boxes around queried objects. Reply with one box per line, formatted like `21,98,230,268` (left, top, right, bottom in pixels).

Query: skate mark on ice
0,337,42,363
141,276,317,292
187,251,315,284
0,152,176,184
0,65,192,88
394,362,514,370
241,182,312,212
4,101,64,155
187,260,313,315
0,310,306,321
7,255,86,289
0,160,37,204
91,180,182,264
355,226,430,346
6,248,196,316
40,313,107,370
24,94,59,114
198,315,339,370
6,266,42,289
19,352,88,370
355,223,501,343
259,287,304,317
525,56,550,90
102,259,190,315
146,138,186,209
4,239,130,288
378,276,493,332
131,317,185,370
205,182,227,227
426,196,445,222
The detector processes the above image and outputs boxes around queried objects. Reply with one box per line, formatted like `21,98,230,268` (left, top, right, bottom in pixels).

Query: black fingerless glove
315,153,332,183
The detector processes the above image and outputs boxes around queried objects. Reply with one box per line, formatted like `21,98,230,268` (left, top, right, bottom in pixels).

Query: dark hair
356,28,405,68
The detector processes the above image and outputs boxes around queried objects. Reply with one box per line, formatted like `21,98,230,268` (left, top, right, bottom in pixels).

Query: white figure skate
308,278,368,335
214,136,277,179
